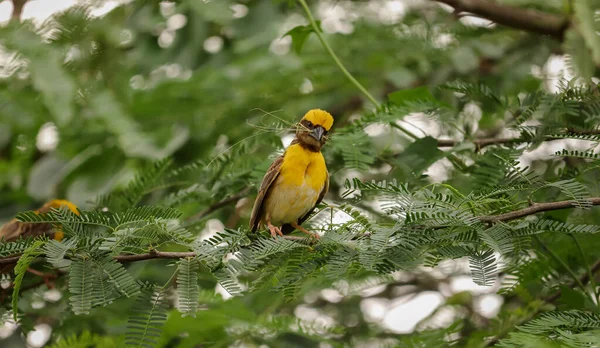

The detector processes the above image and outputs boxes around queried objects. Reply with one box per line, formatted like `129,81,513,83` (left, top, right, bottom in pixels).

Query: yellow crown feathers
302,109,334,131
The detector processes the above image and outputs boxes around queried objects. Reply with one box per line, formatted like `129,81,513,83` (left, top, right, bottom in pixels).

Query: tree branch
434,0,569,39
437,129,600,148
11,0,28,22
185,187,252,223
479,198,600,223
1,198,600,268
437,137,524,148
114,250,197,262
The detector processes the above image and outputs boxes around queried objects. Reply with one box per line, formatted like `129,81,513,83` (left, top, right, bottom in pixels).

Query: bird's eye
305,121,313,128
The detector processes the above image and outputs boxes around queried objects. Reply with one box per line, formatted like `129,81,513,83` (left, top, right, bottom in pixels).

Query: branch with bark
185,186,252,223
1,197,600,266
433,0,569,40
436,129,600,148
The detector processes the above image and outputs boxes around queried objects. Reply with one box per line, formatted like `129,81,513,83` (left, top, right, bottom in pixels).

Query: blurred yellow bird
0,199,79,242
250,109,333,238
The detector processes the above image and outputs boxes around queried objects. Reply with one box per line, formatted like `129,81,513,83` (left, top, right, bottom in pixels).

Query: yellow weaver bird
0,199,79,243
250,109,333,239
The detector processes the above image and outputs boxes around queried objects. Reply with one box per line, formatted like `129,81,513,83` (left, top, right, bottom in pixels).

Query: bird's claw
268,224,283,238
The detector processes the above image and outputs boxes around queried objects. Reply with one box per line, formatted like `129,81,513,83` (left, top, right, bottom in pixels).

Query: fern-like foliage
69,257,94,315
176,258,199,317
44,239,75,269
49,330,121,348
93,254,140,298
0,238,38,257
330,129,376,170
469,249,497,286
125,287,168,348
97,158,172,211
11,239,45,321
499,311,600,347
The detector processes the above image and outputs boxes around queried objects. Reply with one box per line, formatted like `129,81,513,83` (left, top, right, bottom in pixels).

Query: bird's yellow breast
262,144,327,226
279,144,327,191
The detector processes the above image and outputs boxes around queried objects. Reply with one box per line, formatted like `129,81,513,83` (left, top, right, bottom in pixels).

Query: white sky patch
43,289,62,302
0,1,12,26
360,297,389,322
90,1,122,17
320,288,344,303
158,29,175,48
459,16,495,28
21,0,77,23
204,36,224,54
419,305,457,330
475,294,503,318
36,122,59,152
270,36,291,56
0,321,17,339
27,324,52,348
281,133,295,148
450,275,498,294
300,78,314,94
231,4,248,19
167,13,187,31
377,0,406,24
383,291,444,333
363,123,387,137
215,283,233,300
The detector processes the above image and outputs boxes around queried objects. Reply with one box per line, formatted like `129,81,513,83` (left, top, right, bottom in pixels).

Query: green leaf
573,0,600,64
450,46,479,74
388,86,436,106
176,258,200,317
2,27,76,126
469,249,497,286
563,28,595,80
70,258,94,315
283,22,321,55
392,136,445,177
557,286,588,310
125,287,168,348
12,239,46,321
95,255,140,298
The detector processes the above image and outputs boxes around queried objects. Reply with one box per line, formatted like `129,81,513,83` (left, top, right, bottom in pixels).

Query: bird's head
37,199,79,215
296,109,334,151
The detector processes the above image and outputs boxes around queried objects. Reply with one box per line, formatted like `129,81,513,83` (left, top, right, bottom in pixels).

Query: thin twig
296,0,421,142
0,255,23,265
296,0,380,108
437,137,525,148
479,198,600,223
437,129,600,148
434,0,569,39
486,259,600,346
534,235,594,303
570,234,600,303
114,250,196,263
185,187,251,223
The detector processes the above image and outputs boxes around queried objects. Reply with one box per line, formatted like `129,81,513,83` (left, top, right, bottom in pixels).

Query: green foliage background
1,0,600,347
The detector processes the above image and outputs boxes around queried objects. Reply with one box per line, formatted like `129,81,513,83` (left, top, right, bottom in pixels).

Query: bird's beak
309,126,325,141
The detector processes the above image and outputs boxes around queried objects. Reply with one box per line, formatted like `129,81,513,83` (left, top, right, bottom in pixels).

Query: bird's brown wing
281,170,329,234
249,155,284,232
0,219,53,242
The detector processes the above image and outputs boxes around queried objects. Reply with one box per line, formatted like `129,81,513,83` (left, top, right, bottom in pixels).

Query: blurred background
0,0,593,347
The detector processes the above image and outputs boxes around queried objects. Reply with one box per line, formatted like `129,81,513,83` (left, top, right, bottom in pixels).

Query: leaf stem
534,235,595,303
570,234,599,303
296,0,379,108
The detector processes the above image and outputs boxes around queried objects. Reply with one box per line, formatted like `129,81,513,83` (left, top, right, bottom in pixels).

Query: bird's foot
267,222,283,238
291,222,320,239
